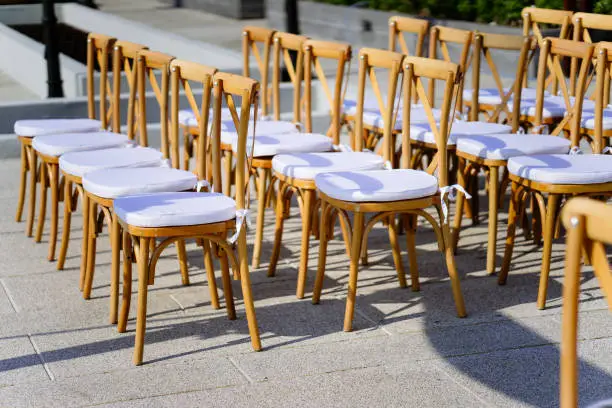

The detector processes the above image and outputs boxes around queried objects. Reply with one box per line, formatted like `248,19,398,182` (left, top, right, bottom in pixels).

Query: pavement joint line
227,356,254,384
26,334,55,381
169,294,186,312
433,361,495,407
0,278,19,313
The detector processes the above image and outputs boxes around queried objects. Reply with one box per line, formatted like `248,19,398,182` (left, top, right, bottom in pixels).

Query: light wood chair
559,197,612,408
388,15,429,57
313,55,467,331
267,40,361,299
14,33,115,239
114,71,262,365
56,40,150,272
497,39,612,309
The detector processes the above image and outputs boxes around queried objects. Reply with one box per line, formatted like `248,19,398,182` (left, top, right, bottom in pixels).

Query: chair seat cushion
233,133,333,157
14,118,102,137
59,147,164,178
221,120,298,145
509,95,595,118
178,108,254,127
410,121,512,146
272,151,385,180
114,192,236,228
507,154,612,184
82,167,197,199
32,131,130,157
315,169,438,202
579,107,612,130
344,100,442,127
463,87,548,105
457,133,571,160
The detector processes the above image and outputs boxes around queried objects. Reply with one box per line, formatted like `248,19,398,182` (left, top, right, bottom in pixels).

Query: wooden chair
559,197,612,408
30,34,131,263
313,55,467,331
498,39,612,309
388,15,429,57
56,40,152,272
268,40,364,299
14,33,114,238
113,71,262,365
452,35,574,274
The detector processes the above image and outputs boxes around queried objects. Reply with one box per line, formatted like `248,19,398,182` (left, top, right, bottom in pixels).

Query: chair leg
175,240,190,286
26,146,37,237
79,193,90,291
297,189,315,299
268,180,286,277
15,141,27,222
57,180,74,270
498,183,519,285
109,213,121,324
537,193,560,310
236,224,262,351
337,211,352,258
404,214,420,292
388,215,407,288
83,200,98,300
469,171,480,225
47,164,59,261
219,250,236,320
202,241,220,309
344,212,364,332
35,161,48,243
134,237,151,365
312,201,330,304
486,166,500,275
118,231,132,333
251,168,267,269
441,221,467,318
452,157,468,252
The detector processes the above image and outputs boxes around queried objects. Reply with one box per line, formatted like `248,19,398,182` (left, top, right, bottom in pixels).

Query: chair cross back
169,60,217,181
560,197,612,408
86,33,117,130
388,16,429,57
428,26,472,110
136,50,174,164
353,48,404,158
402,56,461,186
271,32,308,123
533,38,594,141
112,41,148,138
303,39,352,144
589,42,612,153
242,26,275,117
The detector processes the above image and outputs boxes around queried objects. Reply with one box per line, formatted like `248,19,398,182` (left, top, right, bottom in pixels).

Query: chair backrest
560,197,612,408
271,32,308,123
388,16,429,57
242,26,275,117
169,60,217,180
532,38,594,146
303,39,352,144
86,33,117,130
211,72,259,211
428,26,472,110
588,42,612,153
112,40,148,136
401,56,461,187
353,48,404,158
469,32,535,127
136,50,175,164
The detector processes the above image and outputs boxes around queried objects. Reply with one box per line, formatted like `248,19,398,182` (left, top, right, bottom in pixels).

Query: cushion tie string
602,146,611,154
532,124,549,135
516,127,525,135
383,160,393,170
228,209,252,245
160,159,171,168
439,185,472,224
195,180,211,192
333,143,353,152
569,146,583,155
294,122,305,132
125,140,138,148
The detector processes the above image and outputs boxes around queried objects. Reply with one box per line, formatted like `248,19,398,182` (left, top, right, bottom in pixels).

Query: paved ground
0,153,611,407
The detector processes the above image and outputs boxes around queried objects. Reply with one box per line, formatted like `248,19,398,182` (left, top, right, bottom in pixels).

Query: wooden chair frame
497,39,610,310
313,55,466,332
80,50,177,326
118,71,262,365
267,39,352,299
31,33,120,265
559,197,612,408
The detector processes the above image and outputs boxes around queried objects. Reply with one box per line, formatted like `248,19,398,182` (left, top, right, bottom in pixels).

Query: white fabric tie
569,146,583,155
294,122,305,131
333,143,353,152
160,159,171,168
125,140,138,148
383,160,393,170
532,124,549,135
439,185,472,224
259,115,273,122
516,127,525,135
602,146,611,154
195,180,211,192
228,209,252,245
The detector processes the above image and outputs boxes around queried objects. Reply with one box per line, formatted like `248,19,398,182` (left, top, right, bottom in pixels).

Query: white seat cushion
457,133,571,160
507,154,612,184
82,167,197,199
234,133,333,157
315,169,438,202
463,87,549,105
579,107,612,130
59,147,164,178
410,120,512,146
178,108,254,127
272,151,385,180
14,118,102,137
509,95,596,118
344,100,442,127
114,192,236,228
32,131,130,157
220,119,298,145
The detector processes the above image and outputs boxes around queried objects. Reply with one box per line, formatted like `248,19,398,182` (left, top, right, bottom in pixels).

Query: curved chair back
388,16,429,57
271,32,308,123
86,33,117,130
242,26,275,117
